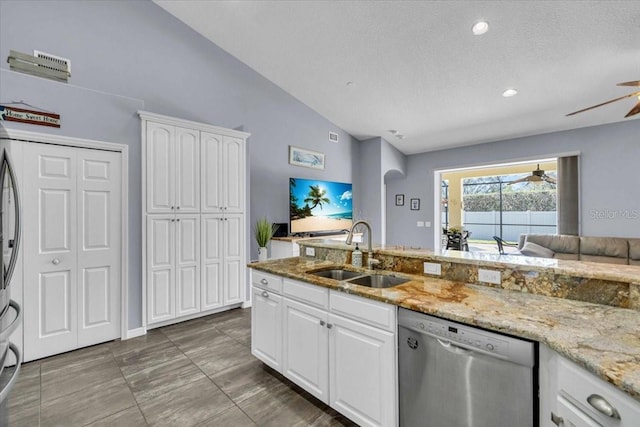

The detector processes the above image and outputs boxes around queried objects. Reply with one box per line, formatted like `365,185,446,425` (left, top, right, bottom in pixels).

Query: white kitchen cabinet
147,214,200,324
542,347,640,427
251,273,283,372
282,297,329,403
145,122,200,214
201,132,245,213
141,111,249,328
251,274,398,427
329,312,396,427
201,213,244,311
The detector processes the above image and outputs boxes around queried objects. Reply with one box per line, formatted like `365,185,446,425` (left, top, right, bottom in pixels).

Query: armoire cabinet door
223,213,244,305
201,132,222,212
223,136,245,213
147,217,175,324
175,127,200,213
175,215,200,317
201,215,223,311
146,122,175,213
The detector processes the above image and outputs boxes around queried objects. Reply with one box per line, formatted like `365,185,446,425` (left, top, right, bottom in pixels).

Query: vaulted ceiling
155,0,640,154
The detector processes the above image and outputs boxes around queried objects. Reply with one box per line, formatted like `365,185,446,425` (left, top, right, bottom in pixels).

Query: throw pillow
521,241,555,258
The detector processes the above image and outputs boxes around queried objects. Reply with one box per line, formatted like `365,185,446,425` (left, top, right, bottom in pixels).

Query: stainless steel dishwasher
398,308,537,427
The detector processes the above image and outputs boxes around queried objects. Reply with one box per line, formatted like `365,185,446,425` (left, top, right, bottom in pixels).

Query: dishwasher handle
437,338,473,356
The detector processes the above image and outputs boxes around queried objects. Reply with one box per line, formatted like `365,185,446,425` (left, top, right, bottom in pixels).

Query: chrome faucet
346,220,380,269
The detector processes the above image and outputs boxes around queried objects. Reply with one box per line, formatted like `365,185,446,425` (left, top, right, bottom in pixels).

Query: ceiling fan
509,164,556,185
566,80,640,118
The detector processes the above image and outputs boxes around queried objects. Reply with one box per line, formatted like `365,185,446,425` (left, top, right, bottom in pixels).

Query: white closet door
146,122,175,213
175,127,200,213
77,150,121,347
201,215,223,310
223,213,244,305
222,136,244,213
147,216,175,324
200,132,222,212
175,215,200,317
23,144,79,360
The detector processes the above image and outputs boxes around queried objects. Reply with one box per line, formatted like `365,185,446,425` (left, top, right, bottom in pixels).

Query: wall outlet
424,262,441,275
305,247,315,257
417,221,425,227
478,268,501,285
424,221,431,227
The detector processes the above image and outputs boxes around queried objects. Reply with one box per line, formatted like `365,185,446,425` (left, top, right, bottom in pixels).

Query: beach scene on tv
290,178,353,234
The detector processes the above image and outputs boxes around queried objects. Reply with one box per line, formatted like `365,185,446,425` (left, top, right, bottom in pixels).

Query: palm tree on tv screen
304,185,330,211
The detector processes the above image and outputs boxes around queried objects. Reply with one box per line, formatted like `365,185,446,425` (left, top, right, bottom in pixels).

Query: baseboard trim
242,300,252,308
124,327,146,340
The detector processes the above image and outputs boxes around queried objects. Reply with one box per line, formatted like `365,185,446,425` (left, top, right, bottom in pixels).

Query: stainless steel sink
347,274,409,288
310,269,363,281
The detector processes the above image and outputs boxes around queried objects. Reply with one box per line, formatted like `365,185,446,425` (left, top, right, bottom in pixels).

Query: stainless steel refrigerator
0,148,22,423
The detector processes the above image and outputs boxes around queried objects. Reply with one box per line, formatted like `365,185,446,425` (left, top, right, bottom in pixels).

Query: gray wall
354,137,383,241
386,119,640,248
0,0,357,330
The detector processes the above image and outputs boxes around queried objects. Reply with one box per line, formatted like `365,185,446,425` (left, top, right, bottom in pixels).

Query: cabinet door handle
51,258,60,265
260,279,268,285
176,206,180,210
261,291,269,298
171,219,175,222
587,394,621,419
171,206,175,210
327,323,333,329
319,320,325,326
177,219,180,222
550,412,563,426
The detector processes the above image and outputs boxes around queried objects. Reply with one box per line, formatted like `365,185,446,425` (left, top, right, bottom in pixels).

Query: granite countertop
299,239,640,284
248,257,640,402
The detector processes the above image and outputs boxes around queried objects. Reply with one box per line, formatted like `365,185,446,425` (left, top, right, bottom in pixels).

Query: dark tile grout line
17,309,275,427
158,318,259,426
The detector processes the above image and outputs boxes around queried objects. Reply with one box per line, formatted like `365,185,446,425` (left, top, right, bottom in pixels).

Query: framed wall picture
395,194,405,206
410,198,420,210
289,145,325,170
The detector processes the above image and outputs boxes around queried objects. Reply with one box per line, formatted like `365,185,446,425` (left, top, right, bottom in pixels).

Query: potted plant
254,218,277,262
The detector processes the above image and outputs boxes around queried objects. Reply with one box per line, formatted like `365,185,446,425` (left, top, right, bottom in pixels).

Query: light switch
305,247,315,257
417,221,425,227
424,221,431,227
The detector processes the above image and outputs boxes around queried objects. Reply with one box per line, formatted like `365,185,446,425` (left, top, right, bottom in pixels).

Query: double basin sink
309,268,410,289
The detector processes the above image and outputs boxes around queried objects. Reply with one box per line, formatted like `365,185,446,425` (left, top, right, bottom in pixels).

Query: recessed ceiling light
346,81,355,86
502,88,518,97
472,21,489,35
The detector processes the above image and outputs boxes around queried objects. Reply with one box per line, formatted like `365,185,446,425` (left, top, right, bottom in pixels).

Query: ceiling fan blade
617,81,640,87
544,175,557,184
508,176,528,185
566,92,640,116
625,100,640,118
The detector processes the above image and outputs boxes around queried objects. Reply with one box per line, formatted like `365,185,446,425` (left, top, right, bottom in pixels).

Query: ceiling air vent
8,50,70,82
34,50,71,75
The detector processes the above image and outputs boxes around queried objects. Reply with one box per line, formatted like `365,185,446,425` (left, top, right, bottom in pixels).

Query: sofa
517,234,640,265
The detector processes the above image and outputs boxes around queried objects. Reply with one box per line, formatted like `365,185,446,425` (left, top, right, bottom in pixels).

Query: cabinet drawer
330,291,396,332
558,356,640,427
283,279,329,310
252,271,283,294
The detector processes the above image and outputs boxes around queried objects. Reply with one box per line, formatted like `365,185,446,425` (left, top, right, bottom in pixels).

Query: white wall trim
242,300,252,309
1,128,131,342
124,327,146,340
0,128,128,152
138,110,251,139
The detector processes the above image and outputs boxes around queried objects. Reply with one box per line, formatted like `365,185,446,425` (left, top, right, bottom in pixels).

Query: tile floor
8,308,358,426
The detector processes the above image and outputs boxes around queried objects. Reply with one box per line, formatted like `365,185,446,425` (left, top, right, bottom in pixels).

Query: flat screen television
289,177,353,235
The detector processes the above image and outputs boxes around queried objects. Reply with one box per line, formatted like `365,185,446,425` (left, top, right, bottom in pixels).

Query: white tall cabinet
140,111,249,328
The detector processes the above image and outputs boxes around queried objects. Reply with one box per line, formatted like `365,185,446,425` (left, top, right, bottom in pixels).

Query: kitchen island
248,241,640,426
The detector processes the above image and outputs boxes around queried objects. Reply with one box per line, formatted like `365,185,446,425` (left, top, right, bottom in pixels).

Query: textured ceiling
155,0,640,154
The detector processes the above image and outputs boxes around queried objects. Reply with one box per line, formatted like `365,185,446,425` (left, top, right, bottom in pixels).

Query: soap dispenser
352,244,362,267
